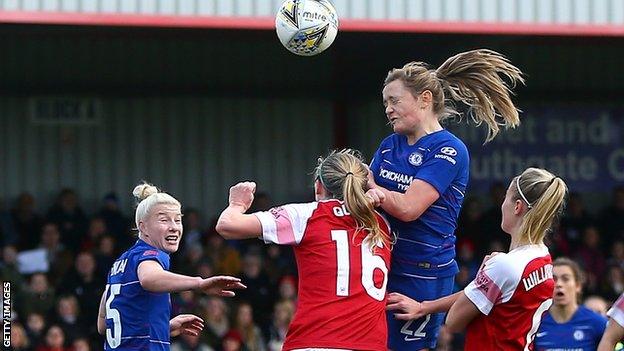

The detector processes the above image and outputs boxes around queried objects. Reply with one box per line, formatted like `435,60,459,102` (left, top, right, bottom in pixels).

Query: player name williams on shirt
522,264,553,291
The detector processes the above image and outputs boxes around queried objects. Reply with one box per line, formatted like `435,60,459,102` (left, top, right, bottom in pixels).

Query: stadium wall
0,96,333,214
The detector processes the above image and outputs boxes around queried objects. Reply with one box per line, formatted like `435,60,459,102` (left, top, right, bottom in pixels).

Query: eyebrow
156,212,182,216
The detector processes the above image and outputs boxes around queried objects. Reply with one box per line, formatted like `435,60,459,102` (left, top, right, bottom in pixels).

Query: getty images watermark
2,281,10,347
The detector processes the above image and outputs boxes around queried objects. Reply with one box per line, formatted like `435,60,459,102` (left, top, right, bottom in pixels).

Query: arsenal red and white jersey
607,293,624,328
254,200,392,351
463,244,554,351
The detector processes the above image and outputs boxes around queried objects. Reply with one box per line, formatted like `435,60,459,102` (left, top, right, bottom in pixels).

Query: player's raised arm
215,181,263,239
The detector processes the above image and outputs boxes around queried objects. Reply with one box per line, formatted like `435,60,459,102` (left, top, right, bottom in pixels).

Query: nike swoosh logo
404,336,422,341
381,149,392,154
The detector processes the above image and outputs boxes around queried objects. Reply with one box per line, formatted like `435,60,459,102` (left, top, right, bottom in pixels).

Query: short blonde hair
133,182,180,231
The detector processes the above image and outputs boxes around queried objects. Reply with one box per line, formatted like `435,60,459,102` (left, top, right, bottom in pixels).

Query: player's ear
419,90,433,109
314,179,323,197
513,199,524,215
138,220,146,234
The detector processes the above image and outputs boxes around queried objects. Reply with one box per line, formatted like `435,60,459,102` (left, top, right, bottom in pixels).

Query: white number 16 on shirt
331,230,388,301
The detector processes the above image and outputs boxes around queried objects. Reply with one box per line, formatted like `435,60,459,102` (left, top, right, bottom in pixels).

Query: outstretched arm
216,182,263,239
387,291,462,320
137,260,245,295
598,318,624,351
138,260,202,292
386,291,481,333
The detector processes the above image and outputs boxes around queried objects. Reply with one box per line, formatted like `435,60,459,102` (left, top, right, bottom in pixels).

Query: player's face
382,80,422,135
552,265,580,307
140,203,183,253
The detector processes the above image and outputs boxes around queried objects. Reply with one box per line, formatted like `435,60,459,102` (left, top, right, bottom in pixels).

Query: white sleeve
464,254,522,315
253,202,318,246
608,293,624,328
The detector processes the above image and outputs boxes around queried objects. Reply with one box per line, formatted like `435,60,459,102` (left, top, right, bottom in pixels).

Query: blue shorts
387,274,455,350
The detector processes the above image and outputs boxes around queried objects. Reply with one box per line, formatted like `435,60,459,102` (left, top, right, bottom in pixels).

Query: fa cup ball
275,0,339,56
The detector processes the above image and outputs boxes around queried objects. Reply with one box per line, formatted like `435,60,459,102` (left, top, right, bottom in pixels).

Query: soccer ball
275,0,339,56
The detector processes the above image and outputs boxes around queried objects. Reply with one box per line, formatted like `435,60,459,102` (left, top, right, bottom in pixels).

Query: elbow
215,220,236,239
139,274,160,292
444,319,463,334
395,208,421,222
444,311,466,334
97,321,105,335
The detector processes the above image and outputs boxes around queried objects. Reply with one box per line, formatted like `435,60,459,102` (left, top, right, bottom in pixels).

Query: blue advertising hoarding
447,106,624,193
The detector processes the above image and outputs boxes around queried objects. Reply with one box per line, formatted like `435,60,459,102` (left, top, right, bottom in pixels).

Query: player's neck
550,303,578,323
508,234,526,250
138,233,157,248
407,119,443,145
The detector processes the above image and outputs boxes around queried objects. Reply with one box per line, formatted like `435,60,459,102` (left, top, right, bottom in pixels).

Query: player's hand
364,164,378,190
386,292,428,320
170,314,204,337
198,276,246,297
366,188,386,207
479,252,502,271
228,182,256,211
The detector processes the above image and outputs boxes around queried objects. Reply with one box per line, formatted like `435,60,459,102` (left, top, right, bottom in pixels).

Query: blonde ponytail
316,149,389,249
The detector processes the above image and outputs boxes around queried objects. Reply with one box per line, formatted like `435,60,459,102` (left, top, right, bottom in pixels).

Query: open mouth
165,235,179,244
554,291,565,298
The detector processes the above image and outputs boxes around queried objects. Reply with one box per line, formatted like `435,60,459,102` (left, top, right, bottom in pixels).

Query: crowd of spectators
2,185,624,350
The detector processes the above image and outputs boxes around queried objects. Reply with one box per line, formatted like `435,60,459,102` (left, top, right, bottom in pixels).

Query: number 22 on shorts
400,315,431,341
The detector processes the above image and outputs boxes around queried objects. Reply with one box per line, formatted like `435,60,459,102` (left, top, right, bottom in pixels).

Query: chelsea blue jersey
370,130,469,278
535,306,607,351
103,239,171,350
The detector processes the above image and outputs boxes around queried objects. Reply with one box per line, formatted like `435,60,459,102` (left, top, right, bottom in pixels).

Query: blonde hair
513,168,568,245
133,182,181,232
315,149,389,249
385,49,524,142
